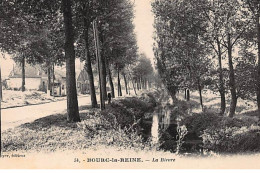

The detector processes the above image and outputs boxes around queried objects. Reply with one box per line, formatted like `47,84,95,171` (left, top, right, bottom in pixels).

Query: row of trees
0,0,154,122
152,0,260,117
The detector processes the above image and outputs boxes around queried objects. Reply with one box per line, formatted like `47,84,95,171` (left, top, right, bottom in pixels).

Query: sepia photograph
0,0,260,170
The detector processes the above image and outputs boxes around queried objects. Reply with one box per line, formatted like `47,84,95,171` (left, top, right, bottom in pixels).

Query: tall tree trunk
132,79,137,95
139,77,142,90
117,66,122,96
62,0,80,122
128,81,131,95
141,78,144,89
227,33,237,117
100,34,107,101
123,72,128,95
198,78,203,111
93,20,105,110
187,89,190,101
83,19,98,108
47,66,51,96
256,13,260,118
101,56,107,100
52,64,55,96
107,65,115,98
217,38,226,116
128,73,137,95
184,88,187,99
21,56,25,92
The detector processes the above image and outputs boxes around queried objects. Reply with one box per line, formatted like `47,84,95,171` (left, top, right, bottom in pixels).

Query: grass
2,95,156,153
3,111,92,152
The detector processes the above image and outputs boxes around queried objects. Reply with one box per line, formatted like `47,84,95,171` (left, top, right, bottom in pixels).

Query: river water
141,95,203,154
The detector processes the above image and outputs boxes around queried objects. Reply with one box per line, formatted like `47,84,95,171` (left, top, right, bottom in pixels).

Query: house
7,63,67,96
76,68,114,95
77,69,90,94
7,64,47,91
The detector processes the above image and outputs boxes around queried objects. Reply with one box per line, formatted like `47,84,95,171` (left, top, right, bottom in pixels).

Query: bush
101,93,157,129
201,125,260,153
221,116,258,128
181,111,259,141
181,112,221,140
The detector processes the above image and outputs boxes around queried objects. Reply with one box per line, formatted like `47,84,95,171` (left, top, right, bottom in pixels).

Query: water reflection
146,100,204,154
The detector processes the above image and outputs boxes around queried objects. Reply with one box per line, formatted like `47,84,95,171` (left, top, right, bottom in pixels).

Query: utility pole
93,19,105,110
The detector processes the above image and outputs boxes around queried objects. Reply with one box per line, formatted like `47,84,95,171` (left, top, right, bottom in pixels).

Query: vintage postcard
0,0,260,169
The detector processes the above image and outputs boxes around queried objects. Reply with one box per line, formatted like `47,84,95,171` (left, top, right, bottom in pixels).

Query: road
1,95,97,131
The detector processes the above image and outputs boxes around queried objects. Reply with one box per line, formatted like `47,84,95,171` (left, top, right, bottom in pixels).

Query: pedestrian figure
108,93,112,104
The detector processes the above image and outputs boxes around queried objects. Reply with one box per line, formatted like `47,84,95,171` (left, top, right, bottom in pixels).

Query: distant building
7,64,47,91
7,63,66,96
77,69,90,94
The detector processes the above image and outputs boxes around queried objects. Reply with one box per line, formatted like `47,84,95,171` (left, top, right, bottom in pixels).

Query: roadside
1,90,67,109
1,94,95,131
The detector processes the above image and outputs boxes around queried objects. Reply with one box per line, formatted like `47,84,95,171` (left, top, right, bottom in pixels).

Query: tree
242,0,260,116
218,0,251,117
75,0,137,106
152,0,209,101
0,0,34,92
61,0,81,122
201,0,228,115
0,0,64,94
74,0,99,108
98,0,137,97
1,0,81,121
132,54,154,91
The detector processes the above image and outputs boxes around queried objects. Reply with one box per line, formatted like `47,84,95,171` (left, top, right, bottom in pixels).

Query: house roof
9,63,66,79
77,69,88,82
9,64,46,78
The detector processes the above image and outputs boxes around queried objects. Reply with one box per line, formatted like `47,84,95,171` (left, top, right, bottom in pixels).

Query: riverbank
2,89,260,169
2,89,260,155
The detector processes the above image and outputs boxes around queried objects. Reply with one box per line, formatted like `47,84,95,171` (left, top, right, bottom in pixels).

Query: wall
7,78,42,90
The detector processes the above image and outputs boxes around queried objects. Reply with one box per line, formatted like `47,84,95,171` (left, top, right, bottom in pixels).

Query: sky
0,1,155,78
133,0,155,66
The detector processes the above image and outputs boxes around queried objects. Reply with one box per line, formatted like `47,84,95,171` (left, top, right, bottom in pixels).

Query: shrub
181,112,221,140
172,100,190,117
181,111,258,141
77,119,147,150
176,124,188,154
201,125,260,153
221,117,258,128
101,93,157,129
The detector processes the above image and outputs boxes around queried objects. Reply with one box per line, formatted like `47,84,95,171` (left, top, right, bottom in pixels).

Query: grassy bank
2,92,157,153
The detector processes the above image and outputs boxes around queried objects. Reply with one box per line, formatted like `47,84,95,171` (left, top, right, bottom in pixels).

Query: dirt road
1,95,96,131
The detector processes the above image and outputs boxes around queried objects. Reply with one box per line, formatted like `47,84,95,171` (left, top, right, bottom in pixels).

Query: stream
140,92,204,154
